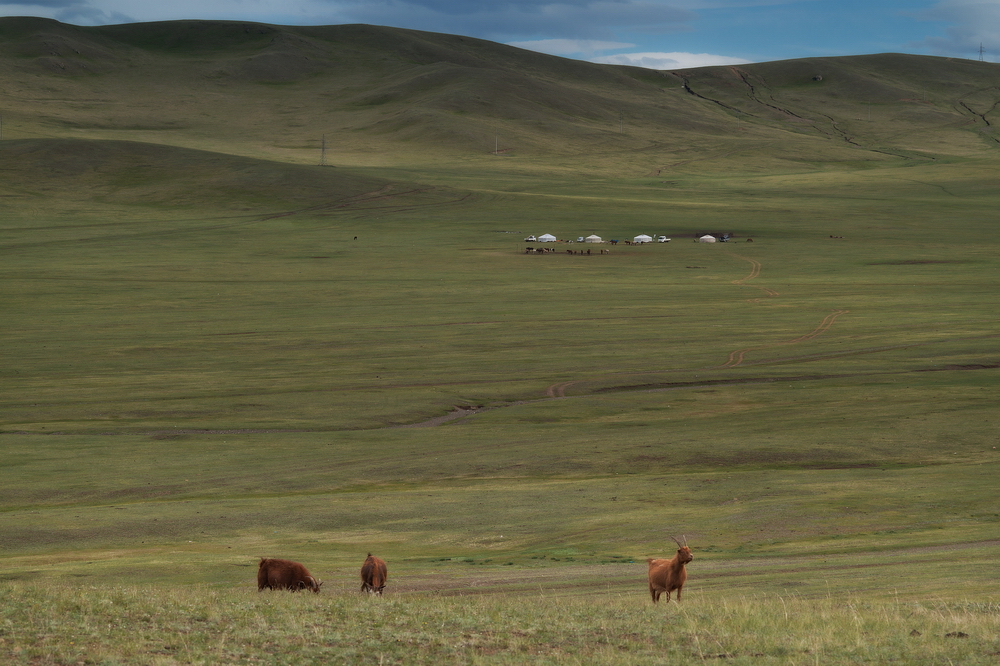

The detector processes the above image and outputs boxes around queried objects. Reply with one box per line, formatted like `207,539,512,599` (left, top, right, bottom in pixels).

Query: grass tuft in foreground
1,582,998,664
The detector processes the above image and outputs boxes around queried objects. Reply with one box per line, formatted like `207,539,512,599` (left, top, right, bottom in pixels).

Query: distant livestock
361,553,388,596
257,558,323,593
647,536,693,604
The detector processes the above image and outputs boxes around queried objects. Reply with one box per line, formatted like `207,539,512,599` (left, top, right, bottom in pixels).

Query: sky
2,0,999,68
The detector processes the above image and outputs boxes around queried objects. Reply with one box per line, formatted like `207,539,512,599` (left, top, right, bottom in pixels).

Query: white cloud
915,0,1000,57
591,51,752,69
507,38,635,56
506,38,753,68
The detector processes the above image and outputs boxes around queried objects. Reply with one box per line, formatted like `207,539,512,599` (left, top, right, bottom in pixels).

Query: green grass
1,583,998,664
1,20,1000,663
4,149,997,432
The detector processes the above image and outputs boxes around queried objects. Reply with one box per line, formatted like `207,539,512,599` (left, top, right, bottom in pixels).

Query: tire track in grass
727,252,779,299
719,309,850,368
546,381,579,398
721,251,848,367
544,252,848,394
542,253,777,396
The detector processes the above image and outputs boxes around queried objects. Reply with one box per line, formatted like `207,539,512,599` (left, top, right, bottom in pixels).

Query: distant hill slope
0,138,449,212
668,53,1000,159
0,17,998,169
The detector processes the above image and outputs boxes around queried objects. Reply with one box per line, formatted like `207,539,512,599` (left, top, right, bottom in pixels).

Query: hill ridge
0,17,998,168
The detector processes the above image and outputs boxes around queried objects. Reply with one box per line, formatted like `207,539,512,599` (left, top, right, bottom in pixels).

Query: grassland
1,17,999,664
3,583,999,664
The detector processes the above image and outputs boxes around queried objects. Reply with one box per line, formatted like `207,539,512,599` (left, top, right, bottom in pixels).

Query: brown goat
360,553,387,595
647,536,693,603
257,558,323,593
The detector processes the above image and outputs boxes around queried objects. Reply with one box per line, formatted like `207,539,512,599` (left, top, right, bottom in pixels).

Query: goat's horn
670,535,683,547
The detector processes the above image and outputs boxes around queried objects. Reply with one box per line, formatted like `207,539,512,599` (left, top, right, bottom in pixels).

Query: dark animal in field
360,553,388,595
257,558,323,593
647,536,693,604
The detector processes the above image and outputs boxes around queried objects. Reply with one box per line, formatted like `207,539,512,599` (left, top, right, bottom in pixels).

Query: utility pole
980,43,985,61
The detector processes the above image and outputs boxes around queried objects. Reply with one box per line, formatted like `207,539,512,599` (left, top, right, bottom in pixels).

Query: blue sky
2,0,998,68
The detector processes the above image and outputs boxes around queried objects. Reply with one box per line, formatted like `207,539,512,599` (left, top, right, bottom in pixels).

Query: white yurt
634,234,653,244
538,233,557,242
699,235,717,243
585,234,602,243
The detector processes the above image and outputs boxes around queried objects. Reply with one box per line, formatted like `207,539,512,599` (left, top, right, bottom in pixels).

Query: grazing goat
257,558,323,593
360,553,388,595
647,536,693,603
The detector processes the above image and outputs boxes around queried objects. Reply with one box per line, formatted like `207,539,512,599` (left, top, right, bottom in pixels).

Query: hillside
0,138,450,211
1,17,998,171
669,53,1000,161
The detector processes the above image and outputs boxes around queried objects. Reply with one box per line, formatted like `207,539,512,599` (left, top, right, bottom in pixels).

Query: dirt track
720,251,848,367
718,309,850,368
728,252,778,299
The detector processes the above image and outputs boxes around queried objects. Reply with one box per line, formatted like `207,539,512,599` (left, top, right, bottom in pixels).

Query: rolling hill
0,17,998,172
0,137,451,211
